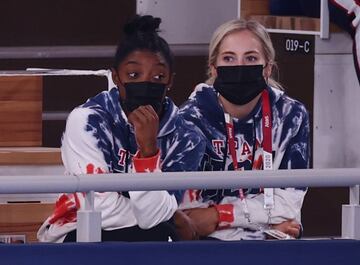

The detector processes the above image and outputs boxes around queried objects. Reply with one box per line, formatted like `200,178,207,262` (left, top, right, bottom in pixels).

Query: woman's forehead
219,30,263,54
122,50,167,65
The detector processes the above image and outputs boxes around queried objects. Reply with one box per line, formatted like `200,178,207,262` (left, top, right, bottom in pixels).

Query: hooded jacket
38,87,205,242
179,83,310,240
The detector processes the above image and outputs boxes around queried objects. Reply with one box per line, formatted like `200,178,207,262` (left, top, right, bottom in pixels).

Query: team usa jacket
179,83,310,240
37,87,205,242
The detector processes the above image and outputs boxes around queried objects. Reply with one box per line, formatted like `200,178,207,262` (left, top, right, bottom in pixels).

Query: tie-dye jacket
179,83,310,240
37,87,205,242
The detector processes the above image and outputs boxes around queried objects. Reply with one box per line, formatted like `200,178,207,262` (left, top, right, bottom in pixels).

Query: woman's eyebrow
244,50,260,55
124,60,140,65
220,51,236,56
156,62,167,68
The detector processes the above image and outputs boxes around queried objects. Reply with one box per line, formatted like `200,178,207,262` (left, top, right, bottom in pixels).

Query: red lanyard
225,114,239,170
224,89,274,224
261,89,273,170
225,89,272,172
224,90,274,220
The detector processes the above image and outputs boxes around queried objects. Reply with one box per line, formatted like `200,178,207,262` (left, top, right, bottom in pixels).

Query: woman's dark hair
113,15,174,72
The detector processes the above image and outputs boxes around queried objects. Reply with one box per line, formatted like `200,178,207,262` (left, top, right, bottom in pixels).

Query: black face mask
213,65,267,105
122,82,166,113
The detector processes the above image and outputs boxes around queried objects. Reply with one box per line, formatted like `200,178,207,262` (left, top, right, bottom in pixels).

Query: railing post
76,191,102,242
342,185,360,239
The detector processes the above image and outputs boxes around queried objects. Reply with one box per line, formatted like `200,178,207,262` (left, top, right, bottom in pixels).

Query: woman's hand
183,207,219,237
271,219,301,238
127,105,159,157
173,210,199,240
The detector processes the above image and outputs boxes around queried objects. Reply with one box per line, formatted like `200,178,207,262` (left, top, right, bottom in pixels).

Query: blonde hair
207,19,282,89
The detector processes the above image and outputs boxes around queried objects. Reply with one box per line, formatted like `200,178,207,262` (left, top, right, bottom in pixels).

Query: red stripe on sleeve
214,204,234,229
132,149,161,172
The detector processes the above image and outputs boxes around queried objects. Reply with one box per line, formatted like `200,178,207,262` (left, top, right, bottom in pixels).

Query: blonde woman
179,19,310,240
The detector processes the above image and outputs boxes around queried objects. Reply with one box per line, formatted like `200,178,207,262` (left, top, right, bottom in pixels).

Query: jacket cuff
214,204,234,229
132,149,161,172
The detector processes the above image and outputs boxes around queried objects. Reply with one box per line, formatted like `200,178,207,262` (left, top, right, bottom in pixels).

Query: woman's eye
245,55,258,63
153,73,165,81
128,72,138,79
223,56,235,63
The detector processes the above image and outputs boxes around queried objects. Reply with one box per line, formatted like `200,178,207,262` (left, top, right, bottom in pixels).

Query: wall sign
285,38,312,54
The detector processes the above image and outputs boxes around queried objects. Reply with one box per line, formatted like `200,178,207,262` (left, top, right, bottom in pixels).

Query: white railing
0,68,115,122
1,168,360,193
1,168,359,242
0,45,116,59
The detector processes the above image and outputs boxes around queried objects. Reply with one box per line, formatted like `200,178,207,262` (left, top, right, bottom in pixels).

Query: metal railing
0,44,208,59
1,168,359,242
0,68,115,122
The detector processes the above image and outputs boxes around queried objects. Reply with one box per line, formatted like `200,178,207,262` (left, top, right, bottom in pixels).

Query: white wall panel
137,0,240,44
314,33,360,168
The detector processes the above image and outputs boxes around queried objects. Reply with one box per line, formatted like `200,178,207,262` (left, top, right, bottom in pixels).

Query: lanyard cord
261,89,273,170
224,90,272,170
222,128,228,171
251,122,257,168
222,117,257,171
261,90,274,224
223,89,274,224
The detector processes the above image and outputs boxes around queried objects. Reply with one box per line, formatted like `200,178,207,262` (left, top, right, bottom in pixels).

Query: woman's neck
219,93,262,120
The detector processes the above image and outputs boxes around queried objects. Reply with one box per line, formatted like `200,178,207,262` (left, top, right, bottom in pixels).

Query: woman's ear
263,62,273,80
112,67,126,100
167,72,176,91
111,68,120,87
210,64,217,79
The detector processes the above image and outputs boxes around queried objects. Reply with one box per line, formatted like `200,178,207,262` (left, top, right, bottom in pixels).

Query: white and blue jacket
38,87,205,242
179,83,310,240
